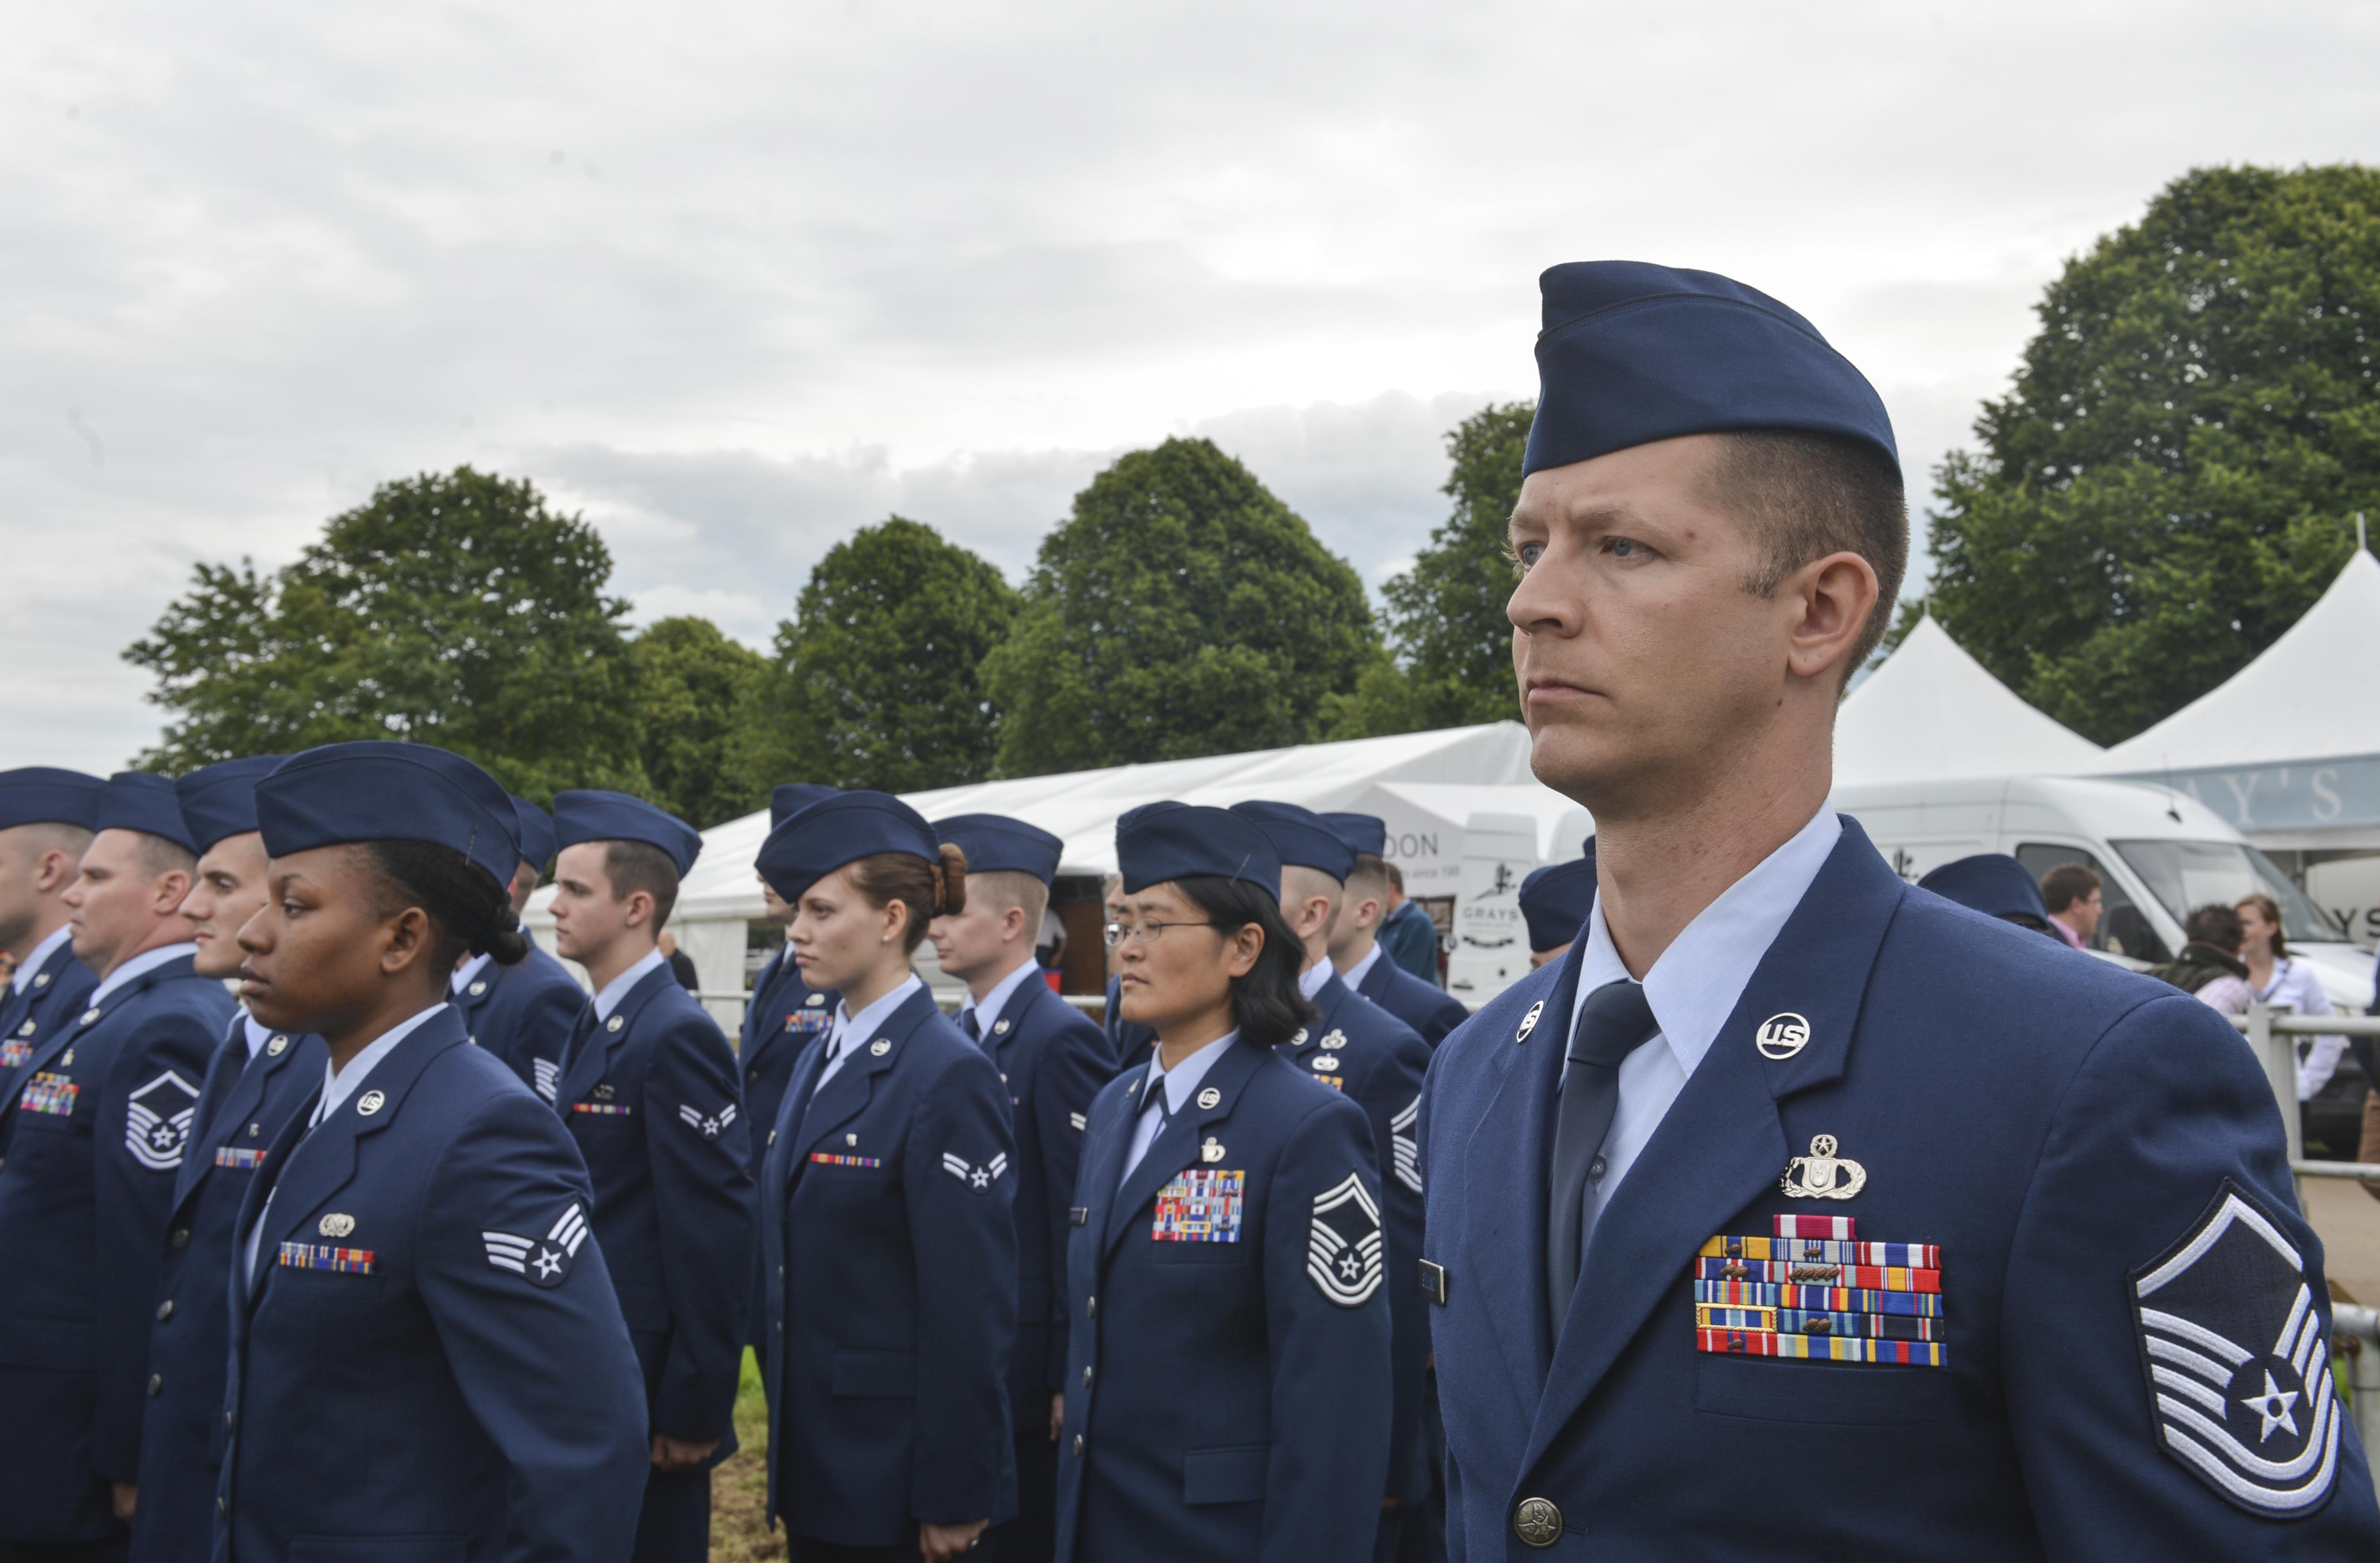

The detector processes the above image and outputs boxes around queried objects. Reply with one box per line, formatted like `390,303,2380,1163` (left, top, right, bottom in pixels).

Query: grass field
711,1350,777,1561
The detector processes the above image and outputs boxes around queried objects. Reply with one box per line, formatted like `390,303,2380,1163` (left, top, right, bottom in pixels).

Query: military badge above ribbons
2132,1181,2340,1518
1695,1215,1947,1366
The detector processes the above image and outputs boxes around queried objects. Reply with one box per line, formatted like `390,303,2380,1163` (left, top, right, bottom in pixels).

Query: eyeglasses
1102,919,1227,948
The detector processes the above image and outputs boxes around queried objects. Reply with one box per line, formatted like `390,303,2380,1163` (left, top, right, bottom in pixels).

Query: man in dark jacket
2150,904,2250,996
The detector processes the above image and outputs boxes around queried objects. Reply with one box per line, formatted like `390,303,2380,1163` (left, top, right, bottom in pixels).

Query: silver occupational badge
356,1089,387,1117
1201,1137,1226,1163
805,993,825,1007
1320,1029,1346,1051
319,1212,356,1238
1289,1028,1308,1047
1197,1087,1221,1110
1515,1001,1544,1044
845,1133,858,1147
1779,1135,1866,1200
80,1010,100,1026
1755,1013,1811,1060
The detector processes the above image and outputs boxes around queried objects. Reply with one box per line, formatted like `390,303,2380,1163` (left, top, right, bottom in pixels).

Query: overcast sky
8,0,2376,772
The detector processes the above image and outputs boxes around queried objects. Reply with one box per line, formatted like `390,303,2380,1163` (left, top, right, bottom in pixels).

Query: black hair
2183,902,2245,954
358,839,531,972
1170,874,1316,1049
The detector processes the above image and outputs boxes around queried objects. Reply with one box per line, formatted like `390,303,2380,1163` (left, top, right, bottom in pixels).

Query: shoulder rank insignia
1389,1095,1422,1194
678,1101,738,1139
483,1201,591,1289
1069,1111,1088,1131
126,1070,200,1171
531,1058,559,1102
2133,1180,2339,1517
1779,1134,1865,1200
942,1151,1009,1193
1308,1172,1383,1306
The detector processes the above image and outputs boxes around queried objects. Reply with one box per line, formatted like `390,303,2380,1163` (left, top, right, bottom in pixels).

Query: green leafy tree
630,616,775,827
983,438,1379,774
125,467,646,798
745,518,1017,792
1918,164,2379,744
1324,402,1533,738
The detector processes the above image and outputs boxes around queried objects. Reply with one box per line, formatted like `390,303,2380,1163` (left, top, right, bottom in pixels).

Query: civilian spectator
2238,893,2350,1101
1376,861,1441,986
2039,863,2102,951
657,927,699,991
2150,903,2250,1005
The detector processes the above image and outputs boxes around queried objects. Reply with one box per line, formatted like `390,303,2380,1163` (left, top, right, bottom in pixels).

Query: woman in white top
2238,893,2348,1100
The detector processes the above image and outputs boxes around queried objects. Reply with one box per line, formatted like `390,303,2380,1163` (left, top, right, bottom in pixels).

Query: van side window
2013,844,2171,964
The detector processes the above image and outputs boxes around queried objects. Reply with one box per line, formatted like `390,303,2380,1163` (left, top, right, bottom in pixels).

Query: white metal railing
2234,1005,2380,1177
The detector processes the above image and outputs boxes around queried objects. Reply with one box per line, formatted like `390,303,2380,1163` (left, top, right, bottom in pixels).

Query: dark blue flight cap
552,791,703,877
1523,262,1898,479
0,768,105,832
510,796,556,871
174,756,287,854
1918,853,2049,925
756,790,938,903
1230,800,1355,883
933,813,1063,886
1116,802,1281,896
771,783,840,831
96,772,199,855
1519,856,1598,954
256,743,521,888
1320,811,1388,860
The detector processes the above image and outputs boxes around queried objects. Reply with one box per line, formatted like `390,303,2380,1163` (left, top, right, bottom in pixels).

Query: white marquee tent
1834,614,2105,786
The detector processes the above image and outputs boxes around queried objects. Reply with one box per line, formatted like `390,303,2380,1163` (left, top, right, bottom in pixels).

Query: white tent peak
2094,546,2380,775
1835,614,2104,785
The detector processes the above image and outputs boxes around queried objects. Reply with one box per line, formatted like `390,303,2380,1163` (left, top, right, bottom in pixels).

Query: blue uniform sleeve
641,1009,755,1442
1347,1021,1432,1504
91,1000,224,1483
902,1047,1020,1525
510,973,588,1099
1034,1012,1119,1386
2003,992,2380,1555
418,1089,652,1563
1258,1092,1393,1563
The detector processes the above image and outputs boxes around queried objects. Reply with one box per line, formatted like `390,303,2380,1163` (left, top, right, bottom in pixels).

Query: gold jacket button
1514,1497,1562,1547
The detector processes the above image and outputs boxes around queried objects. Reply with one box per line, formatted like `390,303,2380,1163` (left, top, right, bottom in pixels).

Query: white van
1831,774,2375,1011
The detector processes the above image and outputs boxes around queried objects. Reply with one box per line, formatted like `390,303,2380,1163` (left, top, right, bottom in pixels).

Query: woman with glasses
1055,801,1391,1563
755,791,1019,1563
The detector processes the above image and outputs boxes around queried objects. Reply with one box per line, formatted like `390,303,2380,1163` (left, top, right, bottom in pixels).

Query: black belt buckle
1420,1259,1449,1306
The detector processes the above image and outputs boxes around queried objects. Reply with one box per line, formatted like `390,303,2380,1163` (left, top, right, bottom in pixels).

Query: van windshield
2110,840,2342,945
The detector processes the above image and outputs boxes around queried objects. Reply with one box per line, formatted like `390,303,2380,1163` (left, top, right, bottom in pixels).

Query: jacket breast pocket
1693,1353,1950,1426
829,1349,916,1399
1182,1443,1268,1506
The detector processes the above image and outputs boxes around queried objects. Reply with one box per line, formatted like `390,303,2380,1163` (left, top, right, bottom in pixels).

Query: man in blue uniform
450,796,583,1101
1324,813,1470,1046
1516,855,1596,970
1421,261,2380,1557
1375,864,1441,987
129,755,326,1563
548,790,754,1563
1918,853,2057,936
0,771,234,1560
0,769,104,1117
930,813,1120,1563
1230,800,1433,1558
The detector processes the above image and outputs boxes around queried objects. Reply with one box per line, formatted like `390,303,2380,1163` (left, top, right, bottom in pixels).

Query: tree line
127,163,2380,823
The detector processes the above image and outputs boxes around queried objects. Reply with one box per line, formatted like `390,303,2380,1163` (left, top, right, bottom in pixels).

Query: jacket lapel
1520,822,1905,1472
1104,1038,1264,1258
742,949,786,1051
0,949,164,1136
787,986,934,1169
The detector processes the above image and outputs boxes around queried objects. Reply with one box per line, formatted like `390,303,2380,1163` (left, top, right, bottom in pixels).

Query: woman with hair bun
220,741,650,1562
756,790,1020,1563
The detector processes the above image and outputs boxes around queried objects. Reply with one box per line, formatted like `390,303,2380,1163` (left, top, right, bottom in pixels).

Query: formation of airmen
3,257,2378,1563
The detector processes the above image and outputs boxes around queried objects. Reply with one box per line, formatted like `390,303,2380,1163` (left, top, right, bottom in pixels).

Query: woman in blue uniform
221,741,650,1562
1055,801,1392,1563
756,791,1019,1563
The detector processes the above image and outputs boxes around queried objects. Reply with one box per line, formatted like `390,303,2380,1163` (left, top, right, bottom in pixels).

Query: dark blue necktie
960,1009,981,1044
1546,979,1661,1329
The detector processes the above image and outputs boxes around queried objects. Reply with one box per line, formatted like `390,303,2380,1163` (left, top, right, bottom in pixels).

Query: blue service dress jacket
218,1006,649,1563
554,962,755,1452
0,950,231,1547
977,973,1119,1430
1357,950,1471,1047
761,984,1020,1546
1377,899,1441,986
131,1014,327,1563
454,945,585,1103
1100,973,1155,1068
1280,972,1433,1508
738,944,833,1347
1419,817,2380,1560
0,937,98,1134
1054,1037,1393,1563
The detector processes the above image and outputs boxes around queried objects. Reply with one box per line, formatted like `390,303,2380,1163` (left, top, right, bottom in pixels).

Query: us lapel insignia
869,1038,891,1056
356,1089,387,1117
78,1011,100,1027
468,980,488,997
605,1015,624,1033
319,1212,356,1238
1197,1087,1221,1110
32,972,47,989
994,1019,1010,1036
1289,1028,1308,1047
1779,1135,1866,1200
1515,1001,1544,1043
1756,1013,1811,1060
267,1035,289,1056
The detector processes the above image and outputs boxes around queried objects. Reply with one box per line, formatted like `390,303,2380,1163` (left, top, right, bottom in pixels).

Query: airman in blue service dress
1323,813,1470,1047
0,772,233,1562
741,784,840,1347
1419,262,2380,1558
1055,802,1392,1563
756,791,1020,1559
1232,801,1434,1552
549,789,755,1563
1517,854,1595,967
220,742,649,1563
449,797,585,1102
932,813,1121,1563
131,755,328,1563
0,769,105,1122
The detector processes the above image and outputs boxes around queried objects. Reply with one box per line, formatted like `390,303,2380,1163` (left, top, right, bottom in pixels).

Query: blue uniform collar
12,925,73,996
592,947,668,1021
91,940,199,1006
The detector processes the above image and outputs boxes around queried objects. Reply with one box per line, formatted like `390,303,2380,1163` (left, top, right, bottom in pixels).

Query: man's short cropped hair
1345,853,1389,902
135,832,199,880
968,869,1049,939
2183,902,2245,953
1383,860,1405,895
1704,430,1909,677
604,840,681,930
2039,864,2101,916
